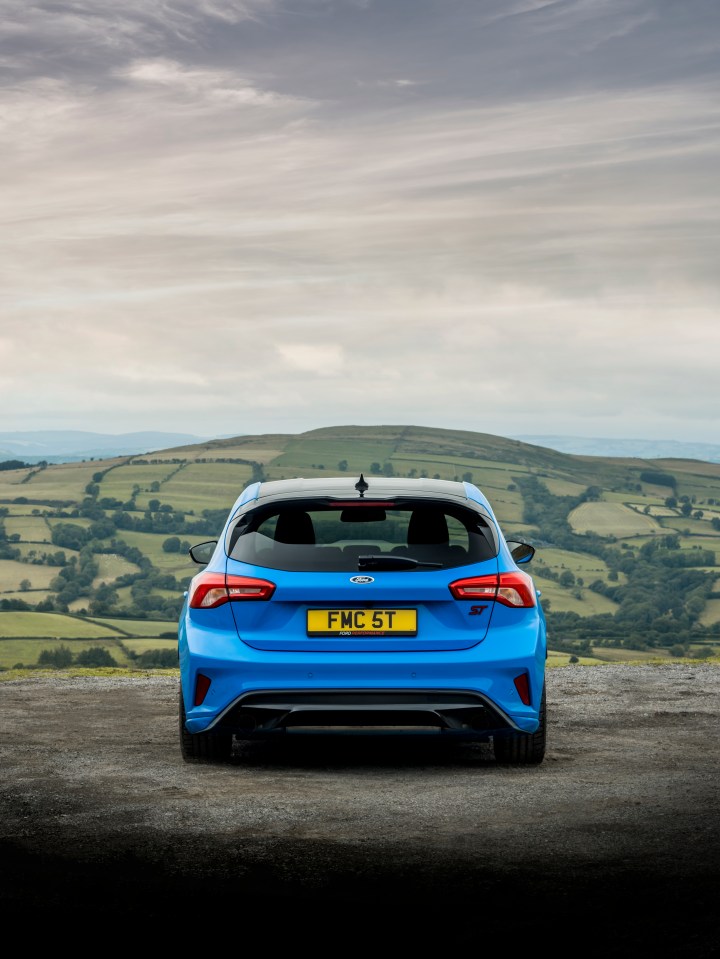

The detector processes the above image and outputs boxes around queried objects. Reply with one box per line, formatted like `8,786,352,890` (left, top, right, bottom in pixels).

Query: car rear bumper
203,687,522,738
179,622,546,737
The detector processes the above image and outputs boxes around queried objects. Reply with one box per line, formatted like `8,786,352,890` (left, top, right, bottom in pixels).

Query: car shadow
229,731,497,768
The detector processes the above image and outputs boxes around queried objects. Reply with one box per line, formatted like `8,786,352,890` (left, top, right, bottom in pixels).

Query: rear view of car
178,475,547,764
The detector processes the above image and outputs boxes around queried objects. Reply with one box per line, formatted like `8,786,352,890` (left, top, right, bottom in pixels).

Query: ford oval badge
350,575,374,584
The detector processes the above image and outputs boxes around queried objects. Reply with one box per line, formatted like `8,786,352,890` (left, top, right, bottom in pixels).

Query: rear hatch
225,497,500,653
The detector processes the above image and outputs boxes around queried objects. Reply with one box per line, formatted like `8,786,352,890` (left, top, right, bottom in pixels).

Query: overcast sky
2,0,719,442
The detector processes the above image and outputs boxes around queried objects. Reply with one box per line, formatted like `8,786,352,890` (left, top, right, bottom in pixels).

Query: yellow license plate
307,608,417,636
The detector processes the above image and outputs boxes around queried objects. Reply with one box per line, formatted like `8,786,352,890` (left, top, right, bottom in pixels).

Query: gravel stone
1,665,718,955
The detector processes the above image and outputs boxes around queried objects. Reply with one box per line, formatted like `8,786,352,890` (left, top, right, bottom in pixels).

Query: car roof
225,475,497,526
257,476,469,501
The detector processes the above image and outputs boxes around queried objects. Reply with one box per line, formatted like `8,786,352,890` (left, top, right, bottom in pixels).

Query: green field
0,560,59,592
0,611,123,638
46,516,93,529
123,638,177,655
485,496,524,525
536,581,619,615
658,516,720,537
270,434,398,476
12,542,79,562
568,502,662,537
0,611,178,668
4,515,52,541
114,530,199,571
626,502,680,518
99,463,182,501
1,503,53,515
92,553,141,585
546,651,606,666
543,478,591,497
0,638,133,669
13,462,119,501
699,598,720,627
89,617,177,636
0,467,36,499
135,462,252,512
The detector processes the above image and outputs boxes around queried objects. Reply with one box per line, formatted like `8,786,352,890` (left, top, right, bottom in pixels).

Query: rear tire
179,687,233,764
493,686,546,765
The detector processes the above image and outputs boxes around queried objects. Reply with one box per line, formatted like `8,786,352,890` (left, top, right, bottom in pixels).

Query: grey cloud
0,0,276,81
1,0,719,439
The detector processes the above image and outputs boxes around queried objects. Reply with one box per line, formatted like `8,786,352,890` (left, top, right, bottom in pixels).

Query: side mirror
189,541,217,565
506,540,535,564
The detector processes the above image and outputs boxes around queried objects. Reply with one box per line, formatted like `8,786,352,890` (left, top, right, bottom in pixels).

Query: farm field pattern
2,425,720,668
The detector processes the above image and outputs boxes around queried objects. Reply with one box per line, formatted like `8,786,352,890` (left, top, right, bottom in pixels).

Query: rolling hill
1,424,719,669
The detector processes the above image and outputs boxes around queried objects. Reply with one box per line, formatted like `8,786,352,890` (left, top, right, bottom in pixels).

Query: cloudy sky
2,0,719,442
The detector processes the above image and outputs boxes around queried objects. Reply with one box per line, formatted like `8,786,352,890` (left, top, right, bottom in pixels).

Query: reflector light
188,572,276,608
514,673,531,706
448,571,536,607
194,673,211,706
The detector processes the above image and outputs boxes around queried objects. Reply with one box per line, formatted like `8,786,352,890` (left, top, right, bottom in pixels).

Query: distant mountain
512,435,720,463
0,430,215,463
4,427,720,466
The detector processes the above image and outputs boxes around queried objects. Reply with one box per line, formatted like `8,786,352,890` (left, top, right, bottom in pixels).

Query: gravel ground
1,664,719,954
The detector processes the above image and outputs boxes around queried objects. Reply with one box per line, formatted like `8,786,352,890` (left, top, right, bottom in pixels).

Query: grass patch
88,617,178,636
4,516,52,542
568,502,661,537
0,666,179,681
136,462,252,513
2,589,56,604
99,463,181,501
46,516,93,529
92,553,141,585
12,543,79,561
699,598,720,627
0,560,60,592
0,611,122,639
0,638,133,669
537,581,619,615
20,462,121,501
547,651,606,666
534,547,625,585
590,646,672,662
123,638,177,655
270,436,397,476
543,478,591,497
658,516,720,537
0,467,37,498
113,530,198,571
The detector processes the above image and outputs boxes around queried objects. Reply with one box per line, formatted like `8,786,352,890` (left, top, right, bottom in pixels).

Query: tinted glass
228,501,497,572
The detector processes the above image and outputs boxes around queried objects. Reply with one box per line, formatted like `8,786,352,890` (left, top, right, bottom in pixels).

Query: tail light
188,572,276,609
448,571,536,608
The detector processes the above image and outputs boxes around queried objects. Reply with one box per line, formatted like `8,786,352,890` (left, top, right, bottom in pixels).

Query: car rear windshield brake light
331,501,397,508
189,572,276,609
449,572,536,608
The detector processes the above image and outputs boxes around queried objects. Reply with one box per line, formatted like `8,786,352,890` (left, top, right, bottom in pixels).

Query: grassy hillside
2,424,719,669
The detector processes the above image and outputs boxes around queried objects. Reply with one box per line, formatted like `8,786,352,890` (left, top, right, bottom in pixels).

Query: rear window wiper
357,554,443,571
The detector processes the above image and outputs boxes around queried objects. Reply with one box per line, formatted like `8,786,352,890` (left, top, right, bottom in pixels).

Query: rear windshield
227,499,497,572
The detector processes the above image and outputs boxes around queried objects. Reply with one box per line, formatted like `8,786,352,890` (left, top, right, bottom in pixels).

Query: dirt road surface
1,664,719,955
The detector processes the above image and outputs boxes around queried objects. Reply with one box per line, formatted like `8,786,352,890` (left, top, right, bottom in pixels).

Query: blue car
178,475,547,764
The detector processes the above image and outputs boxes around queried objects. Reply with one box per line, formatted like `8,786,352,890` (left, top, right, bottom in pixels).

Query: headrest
407,509,449,545
274,510,315,545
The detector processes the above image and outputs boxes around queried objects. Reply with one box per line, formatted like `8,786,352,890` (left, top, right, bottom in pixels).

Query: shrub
38,645,73,668
75,647,117,667
136,648,178,669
